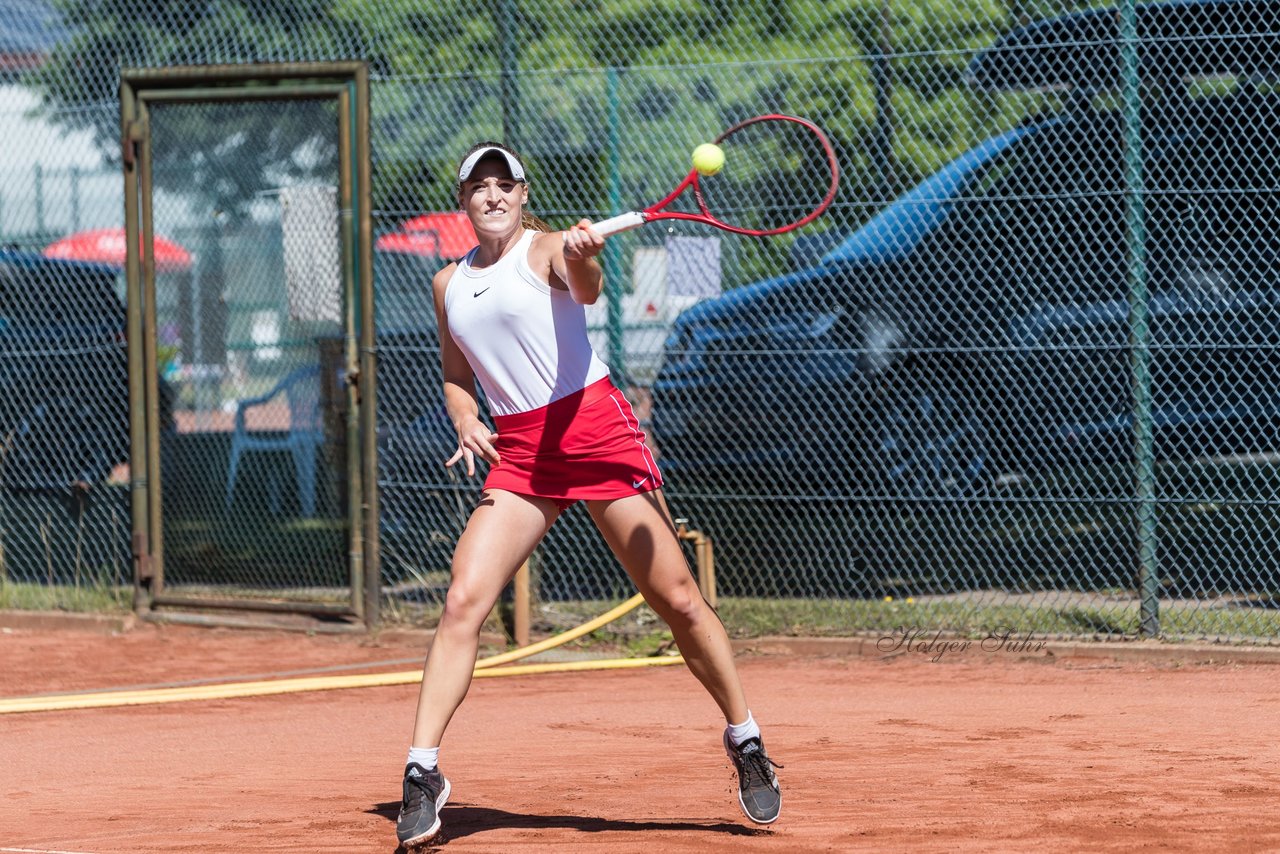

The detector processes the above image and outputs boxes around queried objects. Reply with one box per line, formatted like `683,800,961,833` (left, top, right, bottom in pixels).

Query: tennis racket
590,113,839,238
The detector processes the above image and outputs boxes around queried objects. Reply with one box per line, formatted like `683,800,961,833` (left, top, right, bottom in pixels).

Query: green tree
29,0,366,214
27,0,1036,280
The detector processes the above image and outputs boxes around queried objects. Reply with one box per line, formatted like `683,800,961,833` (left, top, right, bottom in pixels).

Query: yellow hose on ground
475,592,648,669
0,592,674,715
0,656,684,715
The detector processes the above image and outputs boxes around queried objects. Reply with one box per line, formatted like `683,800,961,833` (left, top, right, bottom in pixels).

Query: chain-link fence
1,0,1277,642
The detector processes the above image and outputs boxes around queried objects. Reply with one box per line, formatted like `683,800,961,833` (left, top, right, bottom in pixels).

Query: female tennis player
395,141,782,847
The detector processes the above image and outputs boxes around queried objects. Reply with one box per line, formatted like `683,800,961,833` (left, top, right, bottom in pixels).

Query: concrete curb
0,609,136,635
730,634,1280,665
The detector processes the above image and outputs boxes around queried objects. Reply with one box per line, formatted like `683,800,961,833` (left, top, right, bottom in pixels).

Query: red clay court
2,623,1278,853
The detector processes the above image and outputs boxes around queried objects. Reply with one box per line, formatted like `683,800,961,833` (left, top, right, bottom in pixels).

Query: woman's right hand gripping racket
591,114,840,238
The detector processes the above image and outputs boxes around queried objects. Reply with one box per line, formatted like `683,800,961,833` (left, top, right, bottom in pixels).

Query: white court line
1,847,98,854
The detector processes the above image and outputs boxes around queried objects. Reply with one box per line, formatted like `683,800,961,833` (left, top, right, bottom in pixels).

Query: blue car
652,0,1280,502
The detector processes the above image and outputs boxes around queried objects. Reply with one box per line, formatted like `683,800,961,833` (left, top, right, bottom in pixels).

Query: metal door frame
120,62,380,625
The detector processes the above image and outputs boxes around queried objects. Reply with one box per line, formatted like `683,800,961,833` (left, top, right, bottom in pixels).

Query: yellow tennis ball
692,143,724,176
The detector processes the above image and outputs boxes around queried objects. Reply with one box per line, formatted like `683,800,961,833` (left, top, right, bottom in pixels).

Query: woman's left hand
563,219,605,261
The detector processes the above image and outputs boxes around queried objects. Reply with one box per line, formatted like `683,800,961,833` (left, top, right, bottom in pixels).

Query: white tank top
444,229,610,416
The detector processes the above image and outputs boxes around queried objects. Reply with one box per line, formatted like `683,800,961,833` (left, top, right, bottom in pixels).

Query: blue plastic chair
224,365,323,517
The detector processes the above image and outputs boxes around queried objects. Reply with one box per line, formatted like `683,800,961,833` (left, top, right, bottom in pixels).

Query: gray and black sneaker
723,733,782,824
396,762,451,847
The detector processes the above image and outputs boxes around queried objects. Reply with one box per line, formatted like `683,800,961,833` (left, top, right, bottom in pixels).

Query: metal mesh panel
147,97,349,602
1,0,1277,641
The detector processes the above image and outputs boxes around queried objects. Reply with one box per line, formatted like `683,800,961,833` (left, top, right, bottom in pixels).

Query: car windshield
373,250,441,332
930,83,1280,318
0,260,122,326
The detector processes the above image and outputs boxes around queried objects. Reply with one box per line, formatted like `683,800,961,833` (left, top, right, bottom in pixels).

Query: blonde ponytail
521,212,553,233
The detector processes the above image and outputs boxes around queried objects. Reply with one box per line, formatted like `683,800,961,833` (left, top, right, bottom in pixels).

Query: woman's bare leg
410,489,561,748
586,488,748,723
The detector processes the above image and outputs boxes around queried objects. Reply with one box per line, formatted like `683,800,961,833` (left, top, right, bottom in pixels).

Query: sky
0,83,119,243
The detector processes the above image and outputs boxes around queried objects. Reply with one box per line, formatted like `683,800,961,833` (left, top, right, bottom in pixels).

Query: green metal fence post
70,166,82,232
604,66,625,382
499,0,519,149
34,163,45,237
1120,0,1159,637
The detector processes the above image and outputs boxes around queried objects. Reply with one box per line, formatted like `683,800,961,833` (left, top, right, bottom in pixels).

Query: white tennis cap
457,146,526,183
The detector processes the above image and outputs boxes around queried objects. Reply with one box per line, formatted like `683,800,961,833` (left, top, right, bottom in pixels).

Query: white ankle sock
726,711,760,746
406,746,439,771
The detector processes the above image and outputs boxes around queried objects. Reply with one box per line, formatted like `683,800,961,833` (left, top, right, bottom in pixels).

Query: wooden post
698,536,717,609
513,559,531,647
674,518,717,609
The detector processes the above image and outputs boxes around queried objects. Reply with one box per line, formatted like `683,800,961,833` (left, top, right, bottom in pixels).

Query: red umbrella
376,212,477,260
43,228,192,271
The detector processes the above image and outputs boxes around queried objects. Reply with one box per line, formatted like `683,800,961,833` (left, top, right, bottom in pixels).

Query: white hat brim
458,147,526,183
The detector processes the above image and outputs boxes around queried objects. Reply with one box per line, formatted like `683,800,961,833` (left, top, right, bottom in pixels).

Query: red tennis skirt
484,376,663,509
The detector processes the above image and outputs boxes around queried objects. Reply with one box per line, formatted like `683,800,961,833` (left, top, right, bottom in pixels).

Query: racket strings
698,119,836,233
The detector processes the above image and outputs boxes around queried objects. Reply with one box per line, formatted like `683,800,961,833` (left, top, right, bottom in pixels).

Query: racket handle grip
591,211,646,237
